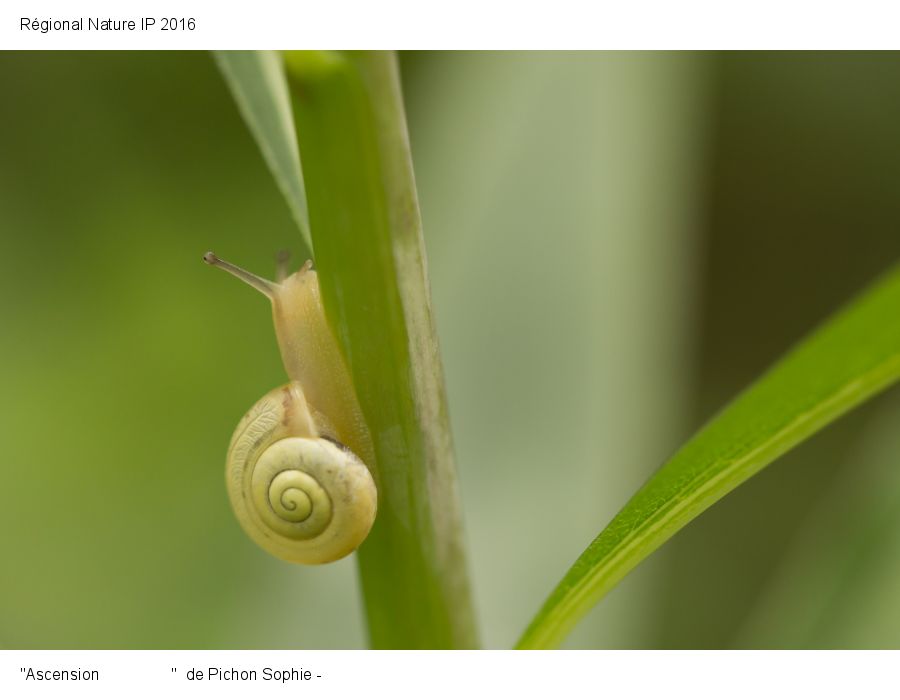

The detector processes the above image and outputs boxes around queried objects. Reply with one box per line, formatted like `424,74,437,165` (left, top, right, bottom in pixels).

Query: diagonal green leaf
212,50,311,252
518,263,900,649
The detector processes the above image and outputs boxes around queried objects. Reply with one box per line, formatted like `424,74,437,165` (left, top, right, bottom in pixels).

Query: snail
203,251,377,564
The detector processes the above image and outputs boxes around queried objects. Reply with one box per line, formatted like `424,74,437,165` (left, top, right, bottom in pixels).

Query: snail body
205,252,377,565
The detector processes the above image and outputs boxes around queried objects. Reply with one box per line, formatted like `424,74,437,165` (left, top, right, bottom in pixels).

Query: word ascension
21,667,99,681
20,17,196,33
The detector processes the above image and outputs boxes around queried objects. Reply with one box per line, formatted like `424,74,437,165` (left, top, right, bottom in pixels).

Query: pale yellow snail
203,251,377,564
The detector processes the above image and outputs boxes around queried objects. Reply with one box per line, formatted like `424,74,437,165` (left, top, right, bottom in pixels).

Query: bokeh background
2,51,900,649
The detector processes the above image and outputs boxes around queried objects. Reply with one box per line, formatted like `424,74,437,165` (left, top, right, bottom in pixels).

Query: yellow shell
226,384,377,564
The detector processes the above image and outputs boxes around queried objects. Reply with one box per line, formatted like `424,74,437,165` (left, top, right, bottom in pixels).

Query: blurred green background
2,51,900,649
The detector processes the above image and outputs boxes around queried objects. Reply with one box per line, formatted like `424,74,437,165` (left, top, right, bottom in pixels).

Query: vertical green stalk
283,51,478,649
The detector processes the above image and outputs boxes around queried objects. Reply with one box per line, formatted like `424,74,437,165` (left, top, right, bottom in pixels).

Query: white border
2,0,900,49
2,650,897,700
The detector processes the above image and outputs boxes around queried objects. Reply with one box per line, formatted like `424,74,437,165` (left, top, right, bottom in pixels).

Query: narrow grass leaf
518,263,900,648
213,51,311,252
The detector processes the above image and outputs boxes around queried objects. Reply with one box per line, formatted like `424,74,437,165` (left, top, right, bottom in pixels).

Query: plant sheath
284,50,478,649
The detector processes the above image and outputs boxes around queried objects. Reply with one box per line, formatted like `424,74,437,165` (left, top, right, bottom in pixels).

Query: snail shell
227,383,377,564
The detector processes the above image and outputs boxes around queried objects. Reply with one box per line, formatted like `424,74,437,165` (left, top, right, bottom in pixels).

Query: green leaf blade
518,263,900,649
212,50,311,252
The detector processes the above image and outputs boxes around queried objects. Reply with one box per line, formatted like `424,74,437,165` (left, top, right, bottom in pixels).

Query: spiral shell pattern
226,385,377,564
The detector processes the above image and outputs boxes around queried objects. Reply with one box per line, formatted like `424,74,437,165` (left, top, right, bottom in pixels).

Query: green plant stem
283,51,478,649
